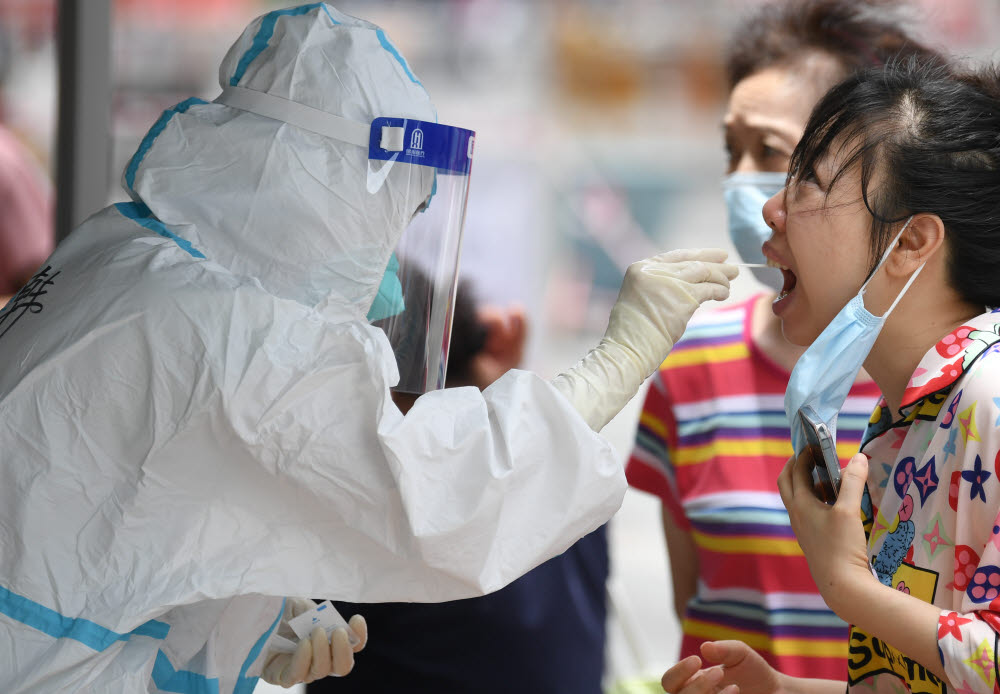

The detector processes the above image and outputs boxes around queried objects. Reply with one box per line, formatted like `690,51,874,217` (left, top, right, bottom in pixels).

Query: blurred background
1,0,997,690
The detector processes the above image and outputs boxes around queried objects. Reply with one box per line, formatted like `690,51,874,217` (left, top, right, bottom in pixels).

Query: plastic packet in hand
287,600,361,647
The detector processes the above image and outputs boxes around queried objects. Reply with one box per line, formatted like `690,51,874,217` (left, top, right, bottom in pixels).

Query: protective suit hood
123,3,436,313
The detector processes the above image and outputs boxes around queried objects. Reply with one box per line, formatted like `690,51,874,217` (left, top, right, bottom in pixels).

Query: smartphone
796,405,841,505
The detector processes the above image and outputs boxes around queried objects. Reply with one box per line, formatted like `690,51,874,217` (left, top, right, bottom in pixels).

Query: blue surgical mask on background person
785,217,922,455
723,171,786,291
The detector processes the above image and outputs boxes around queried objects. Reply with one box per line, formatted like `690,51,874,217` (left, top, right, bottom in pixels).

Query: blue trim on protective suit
124,98,207,193
233,598,286,694
152,651,221,694
0,584,169,651
133,620,172,639
375,29,422,86
115,202,206,260
229,4,339,87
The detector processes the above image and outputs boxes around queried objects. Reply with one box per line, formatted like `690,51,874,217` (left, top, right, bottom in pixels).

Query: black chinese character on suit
0,265,60,339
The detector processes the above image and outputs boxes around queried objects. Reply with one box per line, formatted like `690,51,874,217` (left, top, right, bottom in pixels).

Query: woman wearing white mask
662,57,1000,694
626,0,938,680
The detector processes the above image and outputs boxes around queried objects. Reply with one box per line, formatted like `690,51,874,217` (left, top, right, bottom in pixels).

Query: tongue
781,269,797,294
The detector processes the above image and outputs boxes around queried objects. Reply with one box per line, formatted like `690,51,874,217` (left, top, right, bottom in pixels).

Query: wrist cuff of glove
551,340,649,431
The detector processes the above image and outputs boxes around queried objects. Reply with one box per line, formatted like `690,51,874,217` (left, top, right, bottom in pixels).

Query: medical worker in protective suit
0,4,737,692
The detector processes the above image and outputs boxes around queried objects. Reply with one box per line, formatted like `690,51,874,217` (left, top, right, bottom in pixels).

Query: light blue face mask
785,217,924,454
723,171,786,291
366,252,405,322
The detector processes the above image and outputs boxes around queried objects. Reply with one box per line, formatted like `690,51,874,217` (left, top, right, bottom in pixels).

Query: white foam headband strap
214,86,404,152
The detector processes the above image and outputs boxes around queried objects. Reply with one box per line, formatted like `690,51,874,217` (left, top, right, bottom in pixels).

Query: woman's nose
762,188,787,233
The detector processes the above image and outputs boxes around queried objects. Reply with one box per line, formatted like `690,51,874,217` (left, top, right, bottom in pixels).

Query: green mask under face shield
366,252,405,322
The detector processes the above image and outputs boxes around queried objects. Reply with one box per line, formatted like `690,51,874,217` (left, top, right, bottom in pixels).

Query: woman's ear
888,213,946,278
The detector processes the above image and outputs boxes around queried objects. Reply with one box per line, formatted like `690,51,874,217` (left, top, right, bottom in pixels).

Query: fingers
660,642,755,694
655,249,739,281
260,653,287,686
792,447,816,489
778,447,818,507
645,260,735,287
700,640,749,668
835,453,869,511
777,454,796,510
622,258,734,312
686,276,732,304
331,627,356,676
308,626,331,682
654,248,729,264
631,261,734,310
348,614,368,652
288,597,317,619
661,655,703,692
632,250,741,297
281,620,366,685
664,665,726,694
277,634,313,686
262,605,367,686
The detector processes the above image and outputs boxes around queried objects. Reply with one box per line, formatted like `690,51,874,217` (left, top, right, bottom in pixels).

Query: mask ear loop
859,215,925,319
883,262,925,317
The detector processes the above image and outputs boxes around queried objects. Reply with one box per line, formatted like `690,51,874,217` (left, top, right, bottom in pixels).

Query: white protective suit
0,5,628,693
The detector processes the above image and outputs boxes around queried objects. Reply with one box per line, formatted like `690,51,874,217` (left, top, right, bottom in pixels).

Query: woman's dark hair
726,0,942,91
788,58,1000,307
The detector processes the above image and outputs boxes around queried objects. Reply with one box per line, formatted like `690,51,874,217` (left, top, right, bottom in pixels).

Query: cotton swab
731,263,771,268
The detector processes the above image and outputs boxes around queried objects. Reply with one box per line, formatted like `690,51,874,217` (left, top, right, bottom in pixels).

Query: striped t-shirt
626,295,881,679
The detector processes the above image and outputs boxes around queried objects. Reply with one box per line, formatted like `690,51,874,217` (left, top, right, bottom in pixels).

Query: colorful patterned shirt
627,295,881,679
851,309,1000,693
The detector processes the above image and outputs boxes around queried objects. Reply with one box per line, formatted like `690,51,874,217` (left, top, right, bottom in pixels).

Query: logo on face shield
406,128,426,158
409,129,424,151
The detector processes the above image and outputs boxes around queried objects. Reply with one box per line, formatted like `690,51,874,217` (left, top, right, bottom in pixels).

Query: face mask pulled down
784,217,923,458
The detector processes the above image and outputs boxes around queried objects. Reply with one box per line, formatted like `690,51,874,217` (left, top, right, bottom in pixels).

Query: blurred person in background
0,21,52,304
625,0,942,680
309,272,610,694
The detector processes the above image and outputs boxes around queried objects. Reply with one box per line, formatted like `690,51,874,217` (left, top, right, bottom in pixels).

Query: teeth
775,289,790,301
766,258,790,271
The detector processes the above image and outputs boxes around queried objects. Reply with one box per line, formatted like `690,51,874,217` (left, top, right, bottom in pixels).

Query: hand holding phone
796,406,841,505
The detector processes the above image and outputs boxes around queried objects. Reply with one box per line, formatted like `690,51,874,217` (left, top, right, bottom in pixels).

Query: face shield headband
214,85,476,394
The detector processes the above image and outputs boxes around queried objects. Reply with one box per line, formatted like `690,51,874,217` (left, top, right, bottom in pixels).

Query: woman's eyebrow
742,114,802,140
757,126,800,143
722,119,799,142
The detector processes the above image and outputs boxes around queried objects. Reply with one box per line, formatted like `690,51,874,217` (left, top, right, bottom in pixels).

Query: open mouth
767,258,797,301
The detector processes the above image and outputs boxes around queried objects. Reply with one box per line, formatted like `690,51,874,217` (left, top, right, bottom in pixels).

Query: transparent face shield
213,87,475,395
365,119,475,394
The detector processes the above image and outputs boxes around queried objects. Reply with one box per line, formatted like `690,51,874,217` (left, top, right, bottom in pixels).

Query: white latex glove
552,248,736,431
261,598,368,687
